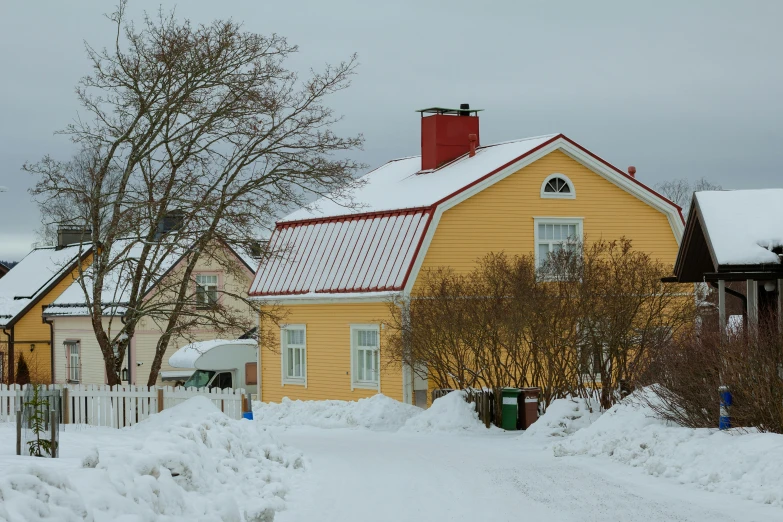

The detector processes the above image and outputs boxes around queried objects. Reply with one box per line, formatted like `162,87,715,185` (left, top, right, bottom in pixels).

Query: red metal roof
249,208,433,296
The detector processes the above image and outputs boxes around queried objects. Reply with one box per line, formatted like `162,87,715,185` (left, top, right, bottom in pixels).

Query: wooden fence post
157,388,164,413
481,392,489,428
50,410,57,458
62,387,70,425
16,409,22,456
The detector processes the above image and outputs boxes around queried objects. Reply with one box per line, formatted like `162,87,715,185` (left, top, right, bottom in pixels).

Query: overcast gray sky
1,0,782,261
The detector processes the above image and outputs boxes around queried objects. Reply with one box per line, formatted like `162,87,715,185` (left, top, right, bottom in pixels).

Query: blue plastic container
719,386,732,430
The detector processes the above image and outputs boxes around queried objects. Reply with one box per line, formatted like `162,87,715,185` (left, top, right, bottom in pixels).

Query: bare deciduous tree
26,2,364,385
656,177,722,215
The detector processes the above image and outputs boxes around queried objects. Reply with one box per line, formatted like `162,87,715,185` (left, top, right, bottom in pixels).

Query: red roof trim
277,206,434,227
399,208,436,290
557,135,685,223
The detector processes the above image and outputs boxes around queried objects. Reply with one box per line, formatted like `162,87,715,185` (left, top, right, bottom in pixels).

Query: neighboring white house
44,239,258,386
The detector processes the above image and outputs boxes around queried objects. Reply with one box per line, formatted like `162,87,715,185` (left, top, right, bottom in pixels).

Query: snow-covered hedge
253,394,421,431
554,391,783,507
0,397,304,521
254,392,489,433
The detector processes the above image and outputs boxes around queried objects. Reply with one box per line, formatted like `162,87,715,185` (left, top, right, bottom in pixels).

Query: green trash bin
501,388,522,430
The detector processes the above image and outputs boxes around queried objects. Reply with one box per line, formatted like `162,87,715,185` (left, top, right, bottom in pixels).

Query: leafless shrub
386,238,693,410
639,319,783,432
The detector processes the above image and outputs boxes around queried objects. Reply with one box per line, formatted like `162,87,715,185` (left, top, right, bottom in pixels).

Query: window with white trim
352,325,380,388
282,326,306,384
540,174,575,199
195,274,218,309
534,218,583,268
65,341,80,383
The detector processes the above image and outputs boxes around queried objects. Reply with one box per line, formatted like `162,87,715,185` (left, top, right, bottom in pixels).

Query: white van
168,339,258,397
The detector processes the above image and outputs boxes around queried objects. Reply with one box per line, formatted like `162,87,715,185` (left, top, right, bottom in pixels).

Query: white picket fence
0,384,247,428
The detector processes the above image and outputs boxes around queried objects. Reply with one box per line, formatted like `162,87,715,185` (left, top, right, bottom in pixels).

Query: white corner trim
540,173,576,199
280,324,307,387
256,313,263,401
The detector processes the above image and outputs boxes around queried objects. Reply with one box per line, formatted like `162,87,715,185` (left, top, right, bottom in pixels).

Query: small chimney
627,166,637,178
57,227,92,250
416,104,482,170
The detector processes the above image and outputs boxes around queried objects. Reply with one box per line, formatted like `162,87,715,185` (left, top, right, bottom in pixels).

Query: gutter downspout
43,313,55,384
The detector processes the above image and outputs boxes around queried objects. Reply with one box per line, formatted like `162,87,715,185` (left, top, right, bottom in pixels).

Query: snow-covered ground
0,397,304,521
255,391,783,522
3,391,783,521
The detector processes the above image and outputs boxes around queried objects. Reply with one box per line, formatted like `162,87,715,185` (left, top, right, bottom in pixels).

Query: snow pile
400,391,486,433
554,391,783,507
253,394,421,431
523,397,600,441
0,397,304,522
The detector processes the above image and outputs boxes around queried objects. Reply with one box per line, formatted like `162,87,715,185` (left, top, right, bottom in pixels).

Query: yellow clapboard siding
260,302,402,403
418,149,679,277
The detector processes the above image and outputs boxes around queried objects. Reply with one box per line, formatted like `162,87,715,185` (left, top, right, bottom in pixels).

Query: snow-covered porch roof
673,189,783,282
0,244,90,328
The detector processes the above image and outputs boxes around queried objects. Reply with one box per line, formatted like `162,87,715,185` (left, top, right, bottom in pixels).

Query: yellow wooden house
0,242,91,384
249,106,683,406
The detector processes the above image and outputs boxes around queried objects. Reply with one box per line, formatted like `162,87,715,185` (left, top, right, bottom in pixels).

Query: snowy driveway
272,427,779,522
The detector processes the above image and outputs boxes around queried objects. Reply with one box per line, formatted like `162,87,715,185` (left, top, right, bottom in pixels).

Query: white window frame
65,340,81,383
534,217,584,268
280,324,307,386
350,324,381,391
195,273,219,309
540,173,576,199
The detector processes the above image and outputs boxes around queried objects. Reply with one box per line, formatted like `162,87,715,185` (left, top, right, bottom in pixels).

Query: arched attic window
541,174,575,199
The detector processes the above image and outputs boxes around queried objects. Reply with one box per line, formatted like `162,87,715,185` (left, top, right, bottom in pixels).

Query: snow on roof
46,239,188,316
169,339,257,368
249,208,430,296
282,135,558,222
0,244,87,326
47,238,258,316
696,189,783,266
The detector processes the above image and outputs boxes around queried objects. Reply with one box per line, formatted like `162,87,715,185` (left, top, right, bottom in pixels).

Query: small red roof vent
416,104,482,171
627,166,637,178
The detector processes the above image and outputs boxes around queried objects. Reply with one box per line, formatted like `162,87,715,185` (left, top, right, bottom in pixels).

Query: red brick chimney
417,104,481,171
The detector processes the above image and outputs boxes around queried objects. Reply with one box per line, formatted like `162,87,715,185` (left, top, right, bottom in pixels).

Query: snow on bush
0,397,305,522
523,397,600,441
554,389,783,507
400,391,486,433
253,394,421,431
